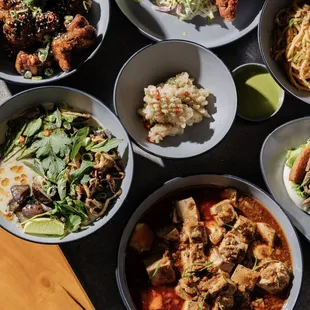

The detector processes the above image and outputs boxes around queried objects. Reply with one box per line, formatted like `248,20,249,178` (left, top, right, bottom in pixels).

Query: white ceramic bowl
261,117,310,241
259,0,310,104
116,175,302,310
0,86,134,244
0,0,110,85
114,40,237,159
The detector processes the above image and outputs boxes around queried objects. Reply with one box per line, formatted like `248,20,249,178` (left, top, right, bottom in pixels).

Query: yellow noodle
273,3,310,91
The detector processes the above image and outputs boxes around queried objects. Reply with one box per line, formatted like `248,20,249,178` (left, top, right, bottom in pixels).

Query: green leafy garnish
57,170,67,201
70,160,94,181
288,18,295,27
286,141,310,168
149,260,161,279
70,127,89,160
89,138,122,153
23,159,46,179
36,131,71,158
80,174,91,185
291,182,309,199
66,214,82,232
23,118,42,137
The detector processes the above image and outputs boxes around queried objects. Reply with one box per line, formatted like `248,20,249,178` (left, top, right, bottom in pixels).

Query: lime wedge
23,218,65,236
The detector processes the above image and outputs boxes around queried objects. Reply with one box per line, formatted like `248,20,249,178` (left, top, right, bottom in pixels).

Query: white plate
115,0,264,48
260,117,310,240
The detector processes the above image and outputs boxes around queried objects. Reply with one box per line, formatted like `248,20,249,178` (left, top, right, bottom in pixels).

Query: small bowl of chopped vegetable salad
0,86,134,244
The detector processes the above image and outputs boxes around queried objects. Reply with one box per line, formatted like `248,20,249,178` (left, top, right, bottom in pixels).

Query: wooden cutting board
0,228,94,310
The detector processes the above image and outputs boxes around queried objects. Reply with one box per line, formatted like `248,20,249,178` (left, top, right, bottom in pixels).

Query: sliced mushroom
22,202,44,218
10,185,31,203
32,184,53,206
8,199,22,212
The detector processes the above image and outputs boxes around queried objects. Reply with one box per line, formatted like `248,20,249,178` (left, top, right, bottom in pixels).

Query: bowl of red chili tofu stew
116,175,302,310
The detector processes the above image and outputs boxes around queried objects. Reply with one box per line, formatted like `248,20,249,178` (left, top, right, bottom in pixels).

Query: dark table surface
2,1,310,309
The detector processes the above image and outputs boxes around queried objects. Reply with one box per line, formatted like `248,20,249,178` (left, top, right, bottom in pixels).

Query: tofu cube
252,243,274,261
199,271,236,297
181,221,208,244
210,200,237,226
175,197,200,223
205,221,226,245
233,215,256,241
146,255,176,287
219,231,248,264
208,247,235,274
256,223,277,247
231,265,259,291
182,300,209,310
181,243,207,274
129,223,154,252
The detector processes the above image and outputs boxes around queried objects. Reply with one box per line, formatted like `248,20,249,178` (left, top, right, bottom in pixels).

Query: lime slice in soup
23,218,65,236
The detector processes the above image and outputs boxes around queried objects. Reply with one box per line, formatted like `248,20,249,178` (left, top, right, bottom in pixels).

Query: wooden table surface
0,228,94,310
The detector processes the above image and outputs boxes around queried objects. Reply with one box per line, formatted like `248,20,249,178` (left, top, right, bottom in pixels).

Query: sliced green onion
9,10,17,18
32,76,42,81
83,0,89,11
44,68,54,77
24,71,32,79
64,15,73,23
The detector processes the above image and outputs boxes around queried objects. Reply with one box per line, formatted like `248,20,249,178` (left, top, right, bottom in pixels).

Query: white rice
137,72,210,143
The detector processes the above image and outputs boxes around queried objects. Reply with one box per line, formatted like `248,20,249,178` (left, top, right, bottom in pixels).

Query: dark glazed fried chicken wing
35,11,60,41
15,50,53,75
52,14,96,72
0,0,20,10
2,3,36,49
216,0,239,21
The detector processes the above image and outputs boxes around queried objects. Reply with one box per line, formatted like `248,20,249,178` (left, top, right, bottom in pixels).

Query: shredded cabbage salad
152,0,218,21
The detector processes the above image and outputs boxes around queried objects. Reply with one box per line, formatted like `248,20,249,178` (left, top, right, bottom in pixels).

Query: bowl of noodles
259,0,310,104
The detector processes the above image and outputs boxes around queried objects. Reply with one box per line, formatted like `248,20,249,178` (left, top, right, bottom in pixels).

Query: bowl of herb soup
0,86,134,244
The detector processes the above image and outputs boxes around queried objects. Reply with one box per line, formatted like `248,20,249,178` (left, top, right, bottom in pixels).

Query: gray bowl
259,0,310,104
115,0,264,48
0,0,110,85
260,117,310,241
116,174,302,310
0,86,134,244
114,40,237,159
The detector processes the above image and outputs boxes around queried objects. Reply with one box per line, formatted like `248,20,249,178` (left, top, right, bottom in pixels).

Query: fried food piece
216,0,239,21
51,14,96,72
0,0,20,10
35,11,60,41
2,3,36,49
289,146,310,184
15,50,53,75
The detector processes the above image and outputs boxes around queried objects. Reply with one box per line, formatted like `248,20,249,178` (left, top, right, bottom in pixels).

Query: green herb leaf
42,154,66,181
89,138,122,153
23,118,42,137
70,160,94,181
23,159,46,178
57,170,67,201
80,174,91,185
36,131,71,158
74,200,88,219
53,109,62,128
289,18,295,27
70,127,89,160
17,140,41,160
66,214,81,232
61,114,78,123
291,182,309,199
